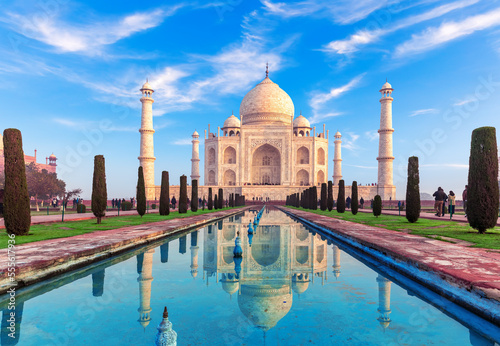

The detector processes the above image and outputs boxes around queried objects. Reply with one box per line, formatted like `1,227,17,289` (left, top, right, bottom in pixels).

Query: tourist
442,191,448,217
360,197,364,209
346,196,351,209
433,187,446,217
171,196,177,209
448,191,456,218
462,185,468,217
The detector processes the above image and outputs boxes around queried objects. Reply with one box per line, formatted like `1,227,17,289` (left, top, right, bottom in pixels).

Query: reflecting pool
0,207,499,345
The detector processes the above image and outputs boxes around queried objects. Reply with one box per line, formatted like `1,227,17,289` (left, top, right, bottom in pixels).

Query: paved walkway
278,206,500,325
0,208,162,228
0,207,248,293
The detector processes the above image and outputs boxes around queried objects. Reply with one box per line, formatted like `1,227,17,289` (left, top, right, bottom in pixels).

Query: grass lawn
286,207,500,250
0,207,243,249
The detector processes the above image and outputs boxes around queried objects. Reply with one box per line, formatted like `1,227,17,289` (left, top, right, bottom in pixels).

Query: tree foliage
467,127,499,233
351,181,359,215
218,188,223,209
327,181,333,211
191,179,198,212
405,156,421,223
91,155,107,224
179,175,188,213
373,195,382,217
320,183,327,211
3,129,31,235
208,188,213,210
337,180,346,213
25,162,65,210
159,171,170,216
214,194,218,210
137,166,146,217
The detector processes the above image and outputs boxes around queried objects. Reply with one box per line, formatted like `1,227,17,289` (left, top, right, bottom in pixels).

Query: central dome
240,76,294,126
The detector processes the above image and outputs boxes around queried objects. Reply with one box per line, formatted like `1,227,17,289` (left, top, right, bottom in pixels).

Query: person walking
442,191,448,217
448,191,456,219
433,187,446,217
360,197,364,209
462,185,468,217
171,196,177,210
346,196,351,209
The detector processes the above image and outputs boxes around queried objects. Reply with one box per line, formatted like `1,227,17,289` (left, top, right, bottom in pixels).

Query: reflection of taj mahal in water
139,66,397,202
132,208,394,334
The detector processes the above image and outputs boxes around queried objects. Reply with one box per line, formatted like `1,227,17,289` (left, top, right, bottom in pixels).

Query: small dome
49,153,57,159
223,114,241,129
192,130,199,137
222,280,240,295
292,280,310,295
335,131,341,137
293,115,311,128
141,81,153,90
380,81,392,91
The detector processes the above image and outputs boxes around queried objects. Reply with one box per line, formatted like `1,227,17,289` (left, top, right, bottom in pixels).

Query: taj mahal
138,66,396,202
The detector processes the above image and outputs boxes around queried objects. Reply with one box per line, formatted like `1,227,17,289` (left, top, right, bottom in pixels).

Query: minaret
332,245,341,279
139,81,156,201
138,249,155,329
376,274,392,329
333,131,342,185
190,131,200,184
377,81,395,200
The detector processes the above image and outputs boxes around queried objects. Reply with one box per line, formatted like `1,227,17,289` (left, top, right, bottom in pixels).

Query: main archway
251,144,281,185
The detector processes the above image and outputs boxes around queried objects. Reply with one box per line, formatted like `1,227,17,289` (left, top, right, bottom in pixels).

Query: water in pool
0,207,499,345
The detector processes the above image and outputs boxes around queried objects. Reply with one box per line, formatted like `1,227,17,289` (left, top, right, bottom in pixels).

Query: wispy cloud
324,0,477,55
261,0,399,24
344,164,377,169
421,163,468,168
453,97,476,106
409,108,439,117
395,7,500,57
53,118,136,132
0,6,181,56
342,132,360,151
308,74,364,123
365,130,379,141
173,138,193,145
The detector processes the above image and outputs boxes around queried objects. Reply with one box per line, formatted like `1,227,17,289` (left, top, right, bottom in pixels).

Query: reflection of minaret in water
92,269,105,297
179,235,187,254
138,249,155,329
190,231,199,278
332,245,341,279
376,275,392,329
1,302,24,345
160,243,169,263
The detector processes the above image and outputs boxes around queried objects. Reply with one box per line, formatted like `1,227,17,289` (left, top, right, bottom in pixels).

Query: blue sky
1,0,500,199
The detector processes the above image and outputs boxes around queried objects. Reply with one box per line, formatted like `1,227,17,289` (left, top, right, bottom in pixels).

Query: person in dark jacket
171,196,177,209
433,187,447,217
346,196,351,209
360,197,364,209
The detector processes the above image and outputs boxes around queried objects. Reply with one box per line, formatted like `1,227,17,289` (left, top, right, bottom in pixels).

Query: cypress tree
218,188,224,208
208,188,213,210
91,155,107,224
320,183,327,211
405,156,421,223
214,194,218,209
191,179,198,212
327,181,333,211
3,129,30,235
137,166,146,217
467,127,499,233
373,195,382,217
312,187,318,210
337,180,346,213
202,196,206,210
159,171,170,216
179,175,188,213
351,181,359,215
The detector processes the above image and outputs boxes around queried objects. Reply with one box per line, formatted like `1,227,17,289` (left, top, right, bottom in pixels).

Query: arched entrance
252,144,281,185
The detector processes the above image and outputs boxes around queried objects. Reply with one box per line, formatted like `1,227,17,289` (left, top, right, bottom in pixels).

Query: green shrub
405,156,421,223
91,155,107,224
351,181,358,215
137,166,146,217
151,204,156,209
3,129,30,235
337,180,345,213
467,127,499,233
179,175,188,213
121,201,132,211
159,171,170,216
77,204,87,213
373,195,382,217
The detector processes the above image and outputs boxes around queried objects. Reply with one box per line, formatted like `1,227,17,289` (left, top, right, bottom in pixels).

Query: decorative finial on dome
266,62,269,78
300,110,302,116
163,306,168,318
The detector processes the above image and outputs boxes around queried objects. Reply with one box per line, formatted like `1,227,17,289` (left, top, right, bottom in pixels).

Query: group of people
433,187,462,218
111,198,135,209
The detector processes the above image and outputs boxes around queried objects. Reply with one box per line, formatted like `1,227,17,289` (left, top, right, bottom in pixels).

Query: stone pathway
0,207,247,294
278,206,500,325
